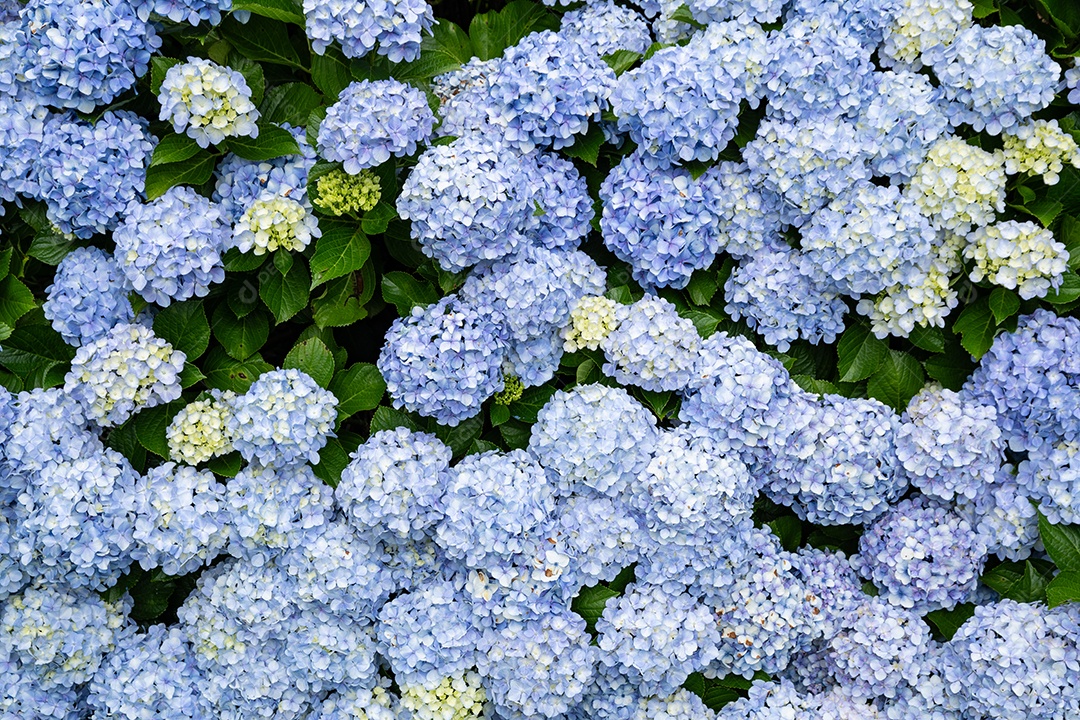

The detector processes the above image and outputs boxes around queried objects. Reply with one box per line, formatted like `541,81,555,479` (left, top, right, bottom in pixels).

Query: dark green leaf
329,363,386,419
154,301,211,360
970,0,997,17
1045,272,1080,305
571,584,618,632
179,363,205,388
212,304,269,360
1038,511,1080,572
273,249,294,276
686,270,718,306
791,374,839,395
382,271,438,315
953,297,997,359
369,405,424,434
396,20,474,81
767,515,802,551
983,560,1050,603
1046,571,1080,608
988,287,1021,324
144,153,217,201
360,202,397,235
498,418,532,450
223,248,266,272
682,308,723,338
311,46,353,98
468,0,558,61
1059,215,1080,271
312,273,369,328
924,351,977,391
669,3,706,27
603,50,641,75
225,123,301,161
207,451,243,477
27,233,75,266
220,16,304,68
1013,198,1064,227
134,401,184,458
260,257,310,323
104,420,145,468
201,347,273,393
260,83,323,126
307,105,327,149
508,384,557,423
926,604,976,641
232,0,304,25
0,323,74,389
150,133,202,167
490,403,510,426
468,439,501,455
311,436,351,487
837,322,888,383
151,57,181,94
128,572,176,622
284,337,335,388
866,350,925,412
0,276,37,328
561,124,605,166
434,413,484,457
1032,0,1080,38
907,324,946,354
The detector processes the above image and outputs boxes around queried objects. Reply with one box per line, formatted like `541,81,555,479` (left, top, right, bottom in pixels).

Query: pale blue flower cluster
130,0,233,24
43,247,134,347
826,598,929,699
113,186,228,307
317,79,436,174
214,125,317,224
559,0,652,55
304,0,434,62
600,295,701,392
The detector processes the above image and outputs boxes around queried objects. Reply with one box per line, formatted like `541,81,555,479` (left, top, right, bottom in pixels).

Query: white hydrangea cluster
904,137,1006,231
562,295,620,352
166,390,237,465
963,220,1069,300
158,57,259,148
63,323,186,427
1002,119,1080,185
230,192,321,255
881,0,973,69
399,671,488,720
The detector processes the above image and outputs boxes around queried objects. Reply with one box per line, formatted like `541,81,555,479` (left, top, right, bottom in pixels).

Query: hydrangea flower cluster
113,186,228,306
158,58,259,148
42,247,134,347
1002,119,1080,185
166,389,237,465
963,220,1069,300
317,80,436,174
881,0,973,68
213,126,317,224
231,191,321,255
559,0,651,55
315,167,382,215
904,136,1006,231
304,0,434,62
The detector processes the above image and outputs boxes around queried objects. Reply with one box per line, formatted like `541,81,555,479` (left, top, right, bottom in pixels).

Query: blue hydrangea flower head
318,79,436,174
1068,59,1080,105
1017,440,1080,525
827,598,931,699
555,495,642,587
378,295,506,425
131,462,229,576
337,427,451,540
64,323,185,427
0,652,86,720
304,0,434,62
600,295,702,392
956,470,1039,561
36,111,154,238
932,24,1059,136
213,125,317,224
655,0,781,42
130,0,233,24
435,449,555,568
13,0,160,113
789,546,864,636
158,57,259,148
711,161,793,259
1002,119,1080,186
725,245,848,352
896,385,1003,501
228,368,338,467
559,0,651,55
482,31,616,152
600,150,726,289
2,388,99,474
113,186,228,307
0,79,49,204
785,0,902,47
397,135,534,271
854,495,985,612
523,152,595,250
529,383,658,497
43,246,134,346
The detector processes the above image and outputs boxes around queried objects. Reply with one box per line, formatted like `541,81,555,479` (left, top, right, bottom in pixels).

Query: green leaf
207,451,243,477
686,270,718,306
0,324,11,344
791,374,838,396
232,0,304,25
134,401,184,458
970,0,997,18
603,50,641,75
369,405,423,434
154,301,211,360
1047,571,1080,608
571,584,619,632
498,418,531,450
926,604,976,641
260,257,311,323
669,3,706,27
907,324,946,354
0,323,75,389
924,351,976,391
211,304,269,360
983,560,1050,603
310,221,369,288
468,439,501,455
396,20,474,81
307,105,327,149
682,308,723,338
988,287,1021,324
836,322,887,383
310,46,353,98
105,419,145,468
490,403,511,426
1013,198,1064,227
360,202,397,235
434,413,484,457
1059,215,1080,271
144,152,217,201
273,249,294,276
0,276,37,328
1032,0,1080,38
151,57,181,94
468,0,558,61
128,571,177,622
179,363,205,388
223,248,266,272
201,347,273,393
1038,511,1080,572
27,233,75,266
284,338,335,388
508,384,557,424
1045,272,1080,305
953,297,997,359
312,273,369,328
225,123,301,161
866,350,925,412
260,83,323,126
561,124,605,166
329,363,386,419
767,515,802,551
311,436,351,487
382,271,438,315
220,15,304,68
150,134,202,167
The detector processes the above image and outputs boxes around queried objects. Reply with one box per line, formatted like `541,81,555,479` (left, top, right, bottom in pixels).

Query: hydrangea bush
3,0,1080,717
